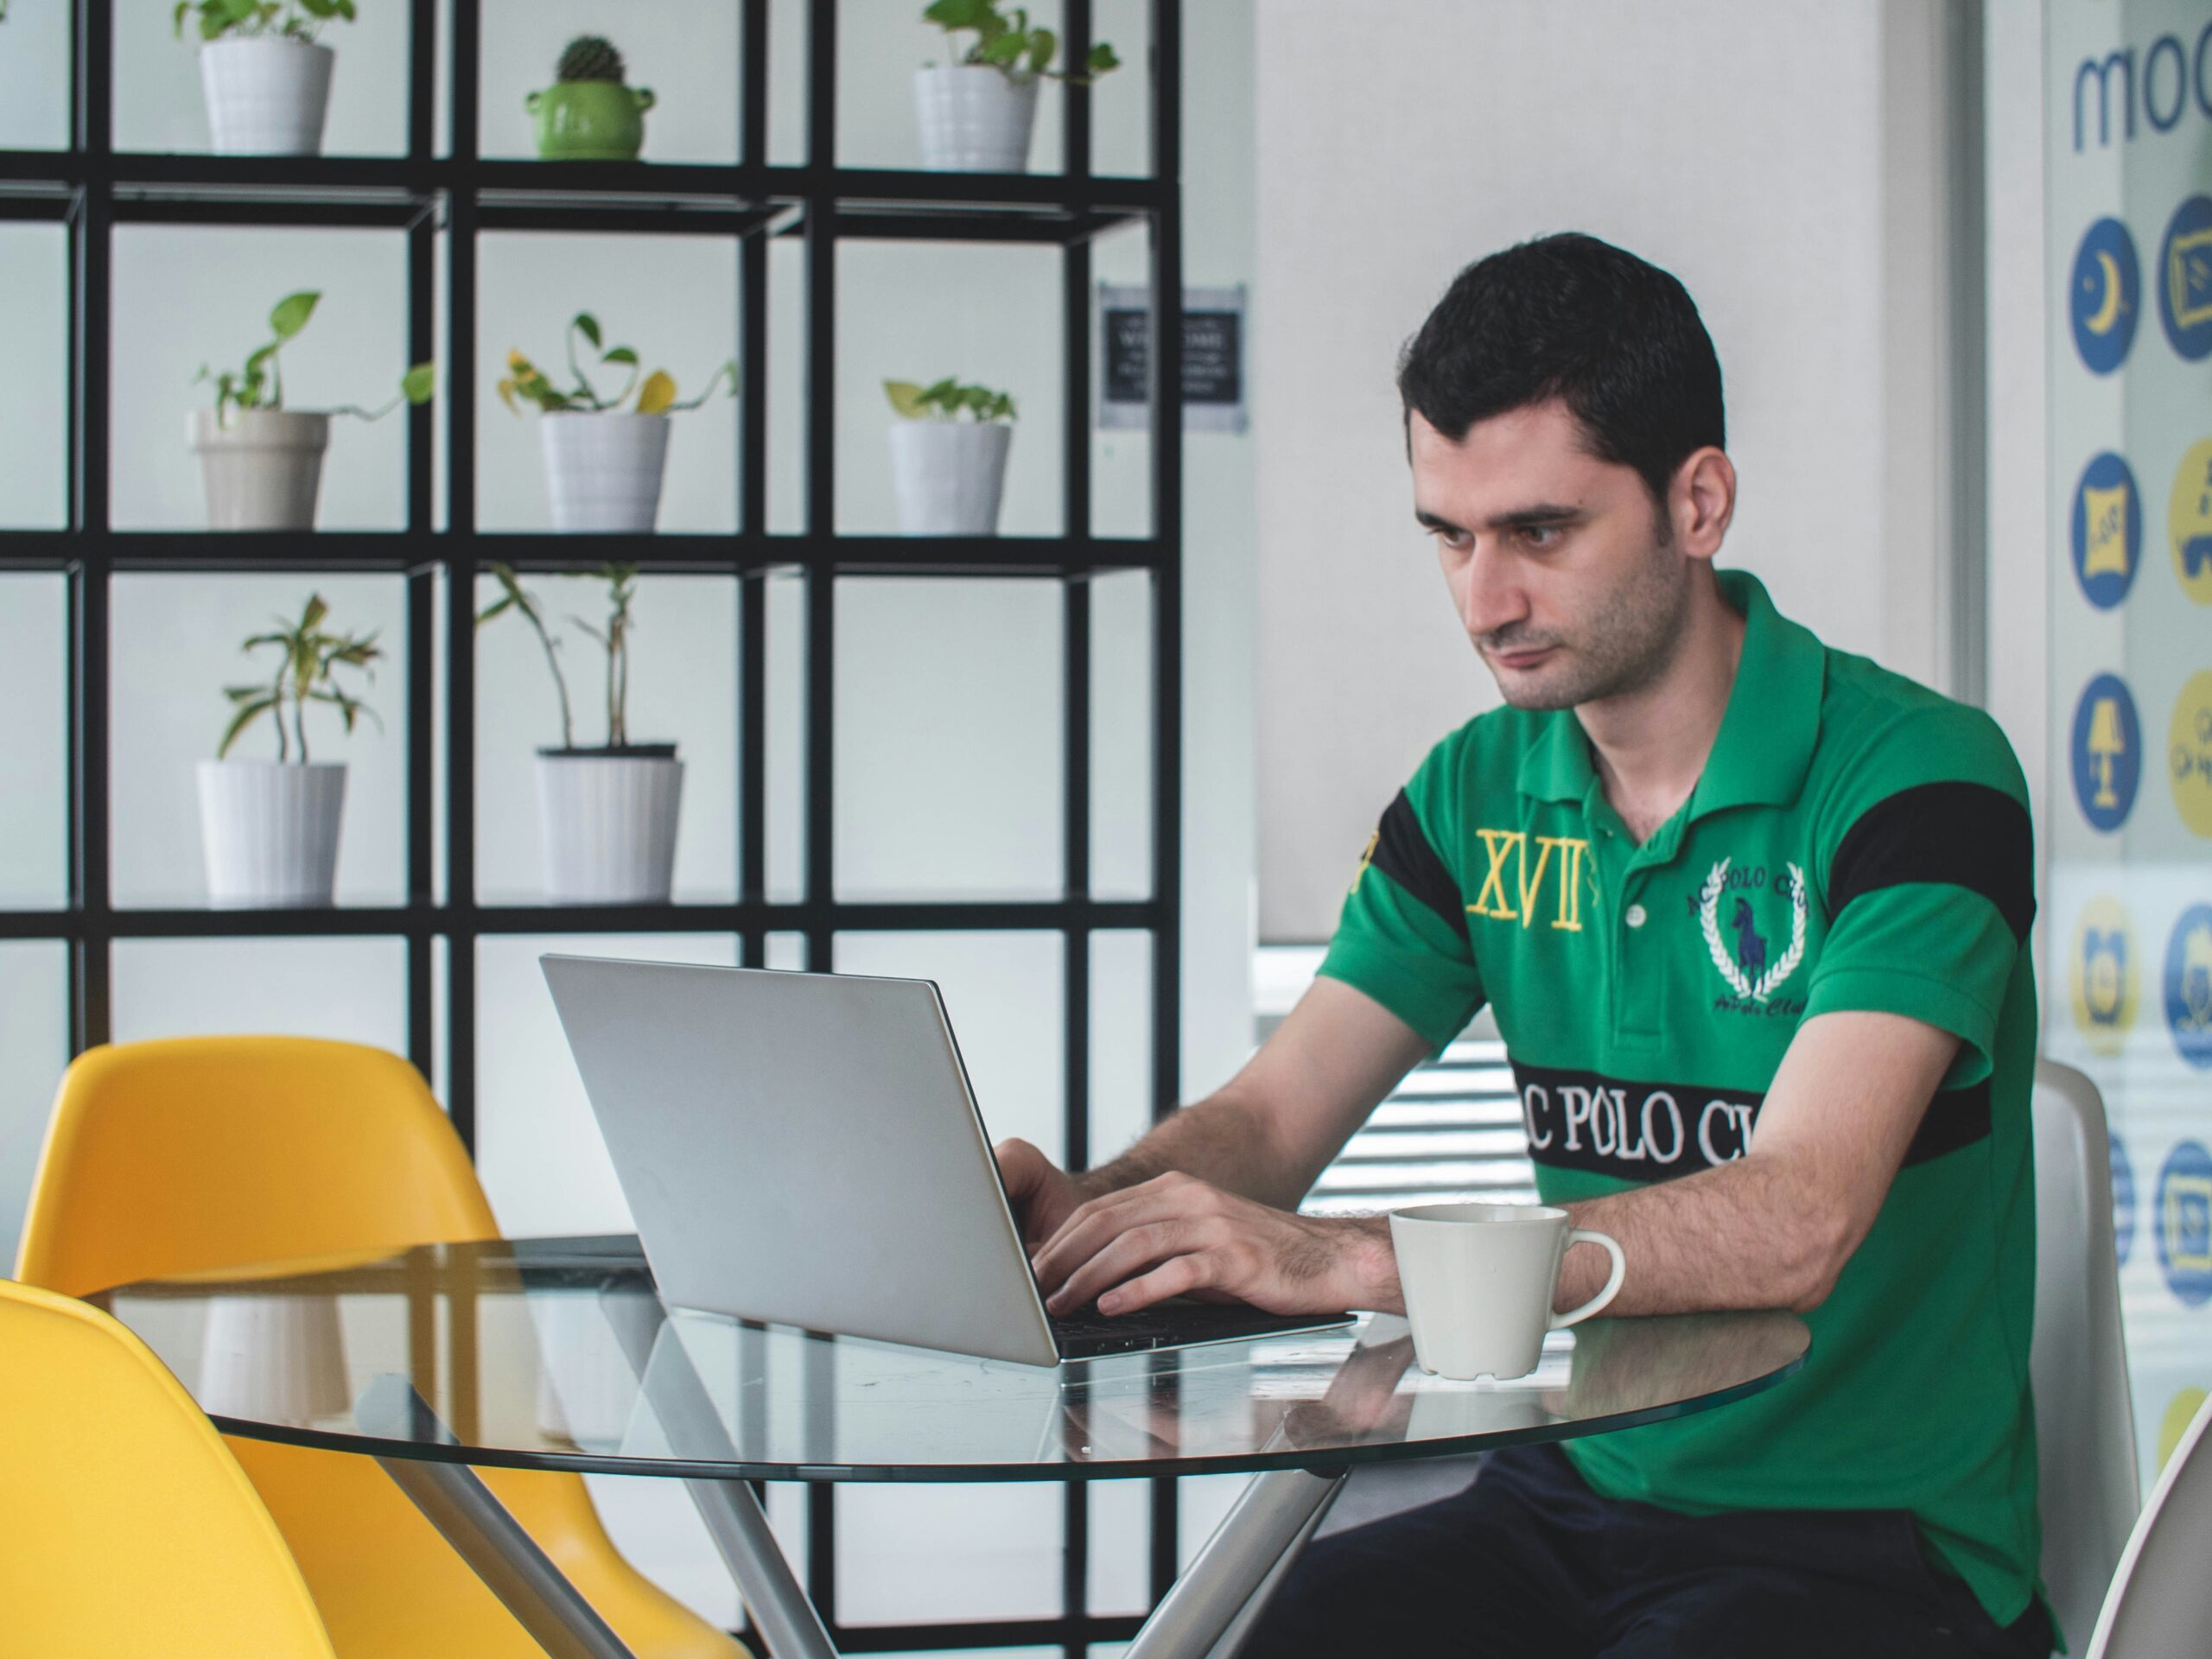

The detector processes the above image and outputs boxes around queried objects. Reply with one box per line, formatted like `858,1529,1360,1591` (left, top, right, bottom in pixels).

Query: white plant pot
190,409,329,532
913,65,1039,172
196,759,346,908
199,39,334,157
539,412,671,534
536,750,684,904
889,420,1014,536
199,1294,349,1423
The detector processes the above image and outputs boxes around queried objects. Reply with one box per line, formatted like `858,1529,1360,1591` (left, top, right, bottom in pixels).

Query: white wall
1983,2,2050,944
1252,1,1974,941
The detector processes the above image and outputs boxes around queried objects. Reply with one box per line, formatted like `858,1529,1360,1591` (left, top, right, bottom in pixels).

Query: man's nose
1459,544,1529,638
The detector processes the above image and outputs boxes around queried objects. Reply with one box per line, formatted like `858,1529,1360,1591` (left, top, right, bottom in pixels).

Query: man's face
1409,401,1691,712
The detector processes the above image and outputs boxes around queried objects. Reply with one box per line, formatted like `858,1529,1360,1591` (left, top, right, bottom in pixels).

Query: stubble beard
1481,541,1694,714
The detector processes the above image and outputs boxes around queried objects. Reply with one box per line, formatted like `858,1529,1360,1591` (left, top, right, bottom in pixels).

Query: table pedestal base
372,1450,1342,1659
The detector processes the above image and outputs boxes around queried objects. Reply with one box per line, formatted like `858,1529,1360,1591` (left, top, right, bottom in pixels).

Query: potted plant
914,0,1119,173
190,289,435,532
479,562,683,904
175,0,357,156
885,377,1016,535
525,35,655,161
500,312,735,534
198,593,379,907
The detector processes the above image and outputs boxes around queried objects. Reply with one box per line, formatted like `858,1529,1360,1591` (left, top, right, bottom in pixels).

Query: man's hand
1029,1172,1401,1317
993,1136,1092,1248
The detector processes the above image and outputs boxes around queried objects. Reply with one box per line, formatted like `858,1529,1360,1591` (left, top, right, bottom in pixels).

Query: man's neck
1577,575,1746,843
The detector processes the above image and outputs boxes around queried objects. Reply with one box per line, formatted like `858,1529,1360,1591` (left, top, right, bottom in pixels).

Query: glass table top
104,1236,1809,1483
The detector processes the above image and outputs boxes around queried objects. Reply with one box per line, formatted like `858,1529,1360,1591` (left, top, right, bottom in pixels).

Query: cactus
556,35,625,83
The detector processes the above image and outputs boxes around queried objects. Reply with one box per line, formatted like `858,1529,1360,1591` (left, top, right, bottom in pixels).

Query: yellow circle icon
2171,671,2212,836
2069,895,2139,1053
2159,1387,2209,1475
2171,439,2212,603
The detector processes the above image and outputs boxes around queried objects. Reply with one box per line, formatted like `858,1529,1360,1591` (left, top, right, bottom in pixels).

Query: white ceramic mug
1388,1202,1627,1381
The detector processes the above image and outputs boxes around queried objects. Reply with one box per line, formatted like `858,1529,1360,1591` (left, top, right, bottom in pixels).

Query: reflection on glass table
106,1236,1809,1659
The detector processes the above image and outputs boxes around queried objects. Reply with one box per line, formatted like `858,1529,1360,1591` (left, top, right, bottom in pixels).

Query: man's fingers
1097,1253,1211,1315
1032,1180,1214,1292
1046,1220,1191,1313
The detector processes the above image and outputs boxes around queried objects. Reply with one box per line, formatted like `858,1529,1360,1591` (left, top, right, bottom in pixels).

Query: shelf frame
3,3,1184,1653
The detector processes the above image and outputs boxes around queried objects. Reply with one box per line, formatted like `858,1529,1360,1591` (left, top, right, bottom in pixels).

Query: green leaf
923,0,998,30
296,0,337,15
1027,26,1056,73
601,346,638,366
218,696,277,759
268,290,320,340
174,1,190,37
977,30,1026,65
476,594,515,626
399,361,435,404
884,378,929,419
1086,42,1120,74
574,312,601,349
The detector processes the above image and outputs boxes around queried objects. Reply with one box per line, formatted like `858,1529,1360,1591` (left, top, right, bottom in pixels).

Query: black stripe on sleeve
1370,790,1468,941
1827,780,2035,942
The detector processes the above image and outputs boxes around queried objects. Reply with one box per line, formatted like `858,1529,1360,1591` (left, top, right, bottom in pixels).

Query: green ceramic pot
526,80,655,161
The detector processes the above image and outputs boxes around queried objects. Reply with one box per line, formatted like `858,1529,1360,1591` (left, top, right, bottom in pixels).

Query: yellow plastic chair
16,1035,746,1659
0,1274,338,1658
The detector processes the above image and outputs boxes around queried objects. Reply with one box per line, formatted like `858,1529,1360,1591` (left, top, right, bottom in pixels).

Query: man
995,233,2049,1657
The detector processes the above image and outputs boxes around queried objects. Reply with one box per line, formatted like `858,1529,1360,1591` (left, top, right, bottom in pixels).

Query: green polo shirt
1320,569,2043,1631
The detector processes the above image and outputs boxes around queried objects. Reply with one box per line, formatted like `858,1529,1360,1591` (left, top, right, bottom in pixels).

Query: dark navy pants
1241,1443,2055,1658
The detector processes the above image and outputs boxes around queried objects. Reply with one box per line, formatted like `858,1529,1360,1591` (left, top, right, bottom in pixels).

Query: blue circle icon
2159,195,2212,360
2113,1132,2138,1268
2071,452,2142,609
2072,217,2141,374
2166,904,2212,1067
2153,1139,2212,1306
2071,674,2142,832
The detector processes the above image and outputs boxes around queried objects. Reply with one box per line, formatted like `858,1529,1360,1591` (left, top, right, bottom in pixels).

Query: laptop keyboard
1048,1300,1352,1357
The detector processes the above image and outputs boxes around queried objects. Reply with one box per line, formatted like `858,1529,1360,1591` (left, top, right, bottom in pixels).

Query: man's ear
1669,447,1737,563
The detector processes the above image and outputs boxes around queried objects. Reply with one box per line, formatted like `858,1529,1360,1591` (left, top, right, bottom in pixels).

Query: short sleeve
1316,748,1486,1054
1801,709,2035,1088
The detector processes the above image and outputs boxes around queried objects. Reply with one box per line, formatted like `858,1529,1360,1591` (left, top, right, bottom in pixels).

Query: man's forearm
1552,1151,1853,1319
1076,1086,1319,1212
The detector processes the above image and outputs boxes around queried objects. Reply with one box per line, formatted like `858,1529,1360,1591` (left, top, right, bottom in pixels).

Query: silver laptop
540,954,1351,1367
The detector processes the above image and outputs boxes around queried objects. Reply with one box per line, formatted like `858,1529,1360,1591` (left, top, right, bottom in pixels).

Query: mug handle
1548,1229,1626,1330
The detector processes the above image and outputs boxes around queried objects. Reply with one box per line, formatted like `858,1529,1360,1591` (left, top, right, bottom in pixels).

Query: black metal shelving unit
2,0,1184,1651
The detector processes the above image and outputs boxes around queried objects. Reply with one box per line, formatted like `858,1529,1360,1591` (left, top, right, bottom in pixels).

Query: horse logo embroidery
1698,857,1807,1003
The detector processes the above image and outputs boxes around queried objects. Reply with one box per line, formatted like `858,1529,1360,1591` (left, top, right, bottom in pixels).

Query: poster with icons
2048,0,2212,1493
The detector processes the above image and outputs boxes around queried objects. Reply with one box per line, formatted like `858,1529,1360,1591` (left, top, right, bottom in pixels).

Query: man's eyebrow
1414,504,1584,534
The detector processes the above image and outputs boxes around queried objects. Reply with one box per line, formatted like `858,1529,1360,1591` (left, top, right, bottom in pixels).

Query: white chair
2030,1059,2141,1653
2082,1389,2212,1657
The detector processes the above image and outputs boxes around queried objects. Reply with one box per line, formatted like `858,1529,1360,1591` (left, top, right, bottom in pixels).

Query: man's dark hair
1396,232,1725,505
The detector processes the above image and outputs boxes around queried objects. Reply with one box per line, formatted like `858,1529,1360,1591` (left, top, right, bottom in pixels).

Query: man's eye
1519,524,1564,549
1432,528,1473,552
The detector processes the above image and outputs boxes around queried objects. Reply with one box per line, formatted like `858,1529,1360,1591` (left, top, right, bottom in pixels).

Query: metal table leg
595,1289,840,1658
1124,1465,1349,1659
374,1452,640,1659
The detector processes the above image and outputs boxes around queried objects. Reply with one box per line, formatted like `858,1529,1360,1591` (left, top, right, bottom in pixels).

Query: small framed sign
1098,283,1248,433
